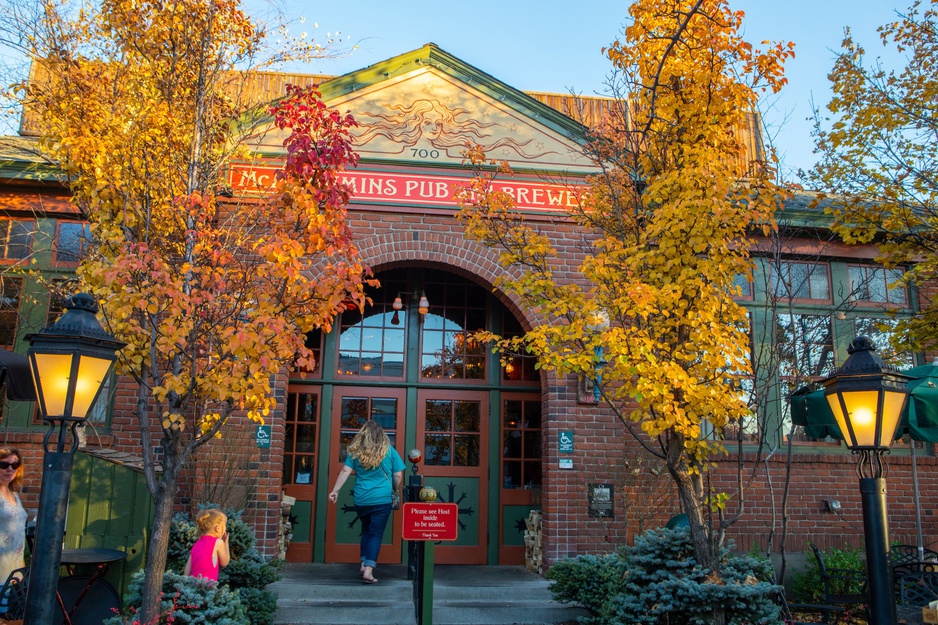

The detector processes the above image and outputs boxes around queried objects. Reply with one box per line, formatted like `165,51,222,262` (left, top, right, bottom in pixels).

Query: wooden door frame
282,386,321,562
416,388,489,564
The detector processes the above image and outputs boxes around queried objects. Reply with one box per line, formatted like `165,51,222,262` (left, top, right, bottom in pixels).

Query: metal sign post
404,502,459,625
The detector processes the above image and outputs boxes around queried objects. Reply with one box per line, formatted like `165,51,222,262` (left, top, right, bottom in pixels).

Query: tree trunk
666,436,726,625
139,477,178,623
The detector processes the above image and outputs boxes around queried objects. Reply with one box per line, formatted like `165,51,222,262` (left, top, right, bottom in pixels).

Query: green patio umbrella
900,362,938,443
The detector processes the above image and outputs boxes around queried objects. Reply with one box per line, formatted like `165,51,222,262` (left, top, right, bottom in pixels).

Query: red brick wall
19,202,937,564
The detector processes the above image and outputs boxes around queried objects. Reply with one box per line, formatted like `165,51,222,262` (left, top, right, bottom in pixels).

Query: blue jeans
355,503,392,568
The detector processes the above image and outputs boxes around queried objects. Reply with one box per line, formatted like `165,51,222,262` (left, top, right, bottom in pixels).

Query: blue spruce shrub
162,505,282,625
107,570,249,625
547,528,781,625
610,528,781,625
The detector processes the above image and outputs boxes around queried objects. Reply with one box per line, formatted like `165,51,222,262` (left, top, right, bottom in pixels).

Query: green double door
283,384,542,565
323,387,488,565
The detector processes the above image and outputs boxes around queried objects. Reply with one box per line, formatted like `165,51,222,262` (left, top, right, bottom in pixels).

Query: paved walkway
272,563,589,625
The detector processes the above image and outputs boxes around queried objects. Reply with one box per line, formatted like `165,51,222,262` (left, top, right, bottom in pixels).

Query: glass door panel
325,387,406,564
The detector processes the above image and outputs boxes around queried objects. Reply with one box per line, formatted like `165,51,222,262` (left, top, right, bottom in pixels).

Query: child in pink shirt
184,508,230,581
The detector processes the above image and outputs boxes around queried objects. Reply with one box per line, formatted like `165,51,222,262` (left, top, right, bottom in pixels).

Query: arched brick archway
356,228,538,333
288,226,571,565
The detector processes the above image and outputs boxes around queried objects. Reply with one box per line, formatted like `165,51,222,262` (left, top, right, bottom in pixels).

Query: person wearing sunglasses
0,448,26,593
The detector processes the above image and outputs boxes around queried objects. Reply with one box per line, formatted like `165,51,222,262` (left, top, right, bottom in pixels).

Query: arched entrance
282,267,542,565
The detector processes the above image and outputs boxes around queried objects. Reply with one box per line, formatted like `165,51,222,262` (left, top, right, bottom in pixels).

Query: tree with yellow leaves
459,0,791,610
811,0,938,356
5,0,368,619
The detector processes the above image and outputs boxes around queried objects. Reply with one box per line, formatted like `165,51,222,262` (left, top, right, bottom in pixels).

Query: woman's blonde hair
195,508,227,536
346,421,390,469
0,448,23,492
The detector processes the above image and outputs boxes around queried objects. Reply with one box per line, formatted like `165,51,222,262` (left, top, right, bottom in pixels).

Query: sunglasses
0,462,20,471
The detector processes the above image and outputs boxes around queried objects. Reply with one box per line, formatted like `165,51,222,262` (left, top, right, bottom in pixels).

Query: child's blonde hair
195,508,227,536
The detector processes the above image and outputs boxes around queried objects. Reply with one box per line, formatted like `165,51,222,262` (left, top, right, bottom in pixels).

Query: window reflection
421,275,488,380
337,272,406,377
339,396,398,461
423,399,481,466
501,399,542,490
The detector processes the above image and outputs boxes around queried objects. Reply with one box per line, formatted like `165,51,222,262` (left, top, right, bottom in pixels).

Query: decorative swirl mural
353,98,558,159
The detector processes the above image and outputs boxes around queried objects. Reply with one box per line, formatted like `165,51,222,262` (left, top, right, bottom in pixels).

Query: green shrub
545,553,628,624
791,544,865,604
547,528,781,625
236,587,278,625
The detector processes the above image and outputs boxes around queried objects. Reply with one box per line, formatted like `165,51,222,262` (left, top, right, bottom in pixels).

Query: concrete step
272,563,589,625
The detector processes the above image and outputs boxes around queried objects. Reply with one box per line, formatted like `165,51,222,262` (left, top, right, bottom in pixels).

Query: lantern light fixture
819,335,911,625
391,291,430,325
23,293,125,625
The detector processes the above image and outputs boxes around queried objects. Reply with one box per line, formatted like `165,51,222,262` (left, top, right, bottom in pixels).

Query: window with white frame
771,261,831,302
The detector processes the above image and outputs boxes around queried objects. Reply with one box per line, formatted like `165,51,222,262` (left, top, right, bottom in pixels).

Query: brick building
1,43,936,568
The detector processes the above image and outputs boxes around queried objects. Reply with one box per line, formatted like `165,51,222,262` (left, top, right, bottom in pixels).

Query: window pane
503,430,522,458
525,403,542,429
886,268,908,305
299,394,317,422
504,401,522,429
454,434,479,466
57,222,90,262
777,313,833,379
341,398,368,429
525,461,542,487
0,279,21,347
523,431,542,459
503,461,522,489
426,400,450,431
454,401,480,432
371,398,397,431
808,265,830,299
424,433,451,465
295,424,316,452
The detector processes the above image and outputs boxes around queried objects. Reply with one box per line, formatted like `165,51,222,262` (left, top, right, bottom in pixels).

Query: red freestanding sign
402,503,459,541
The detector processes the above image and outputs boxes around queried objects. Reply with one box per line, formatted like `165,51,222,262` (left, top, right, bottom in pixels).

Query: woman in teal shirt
328,421,404,583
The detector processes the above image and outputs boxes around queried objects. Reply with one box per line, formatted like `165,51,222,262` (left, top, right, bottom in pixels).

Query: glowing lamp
819,335,911,625
26,293,126,421
822,336,910,451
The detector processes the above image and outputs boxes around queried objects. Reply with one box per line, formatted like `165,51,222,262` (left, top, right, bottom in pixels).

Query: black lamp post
822,336,910,625
23,293,124,625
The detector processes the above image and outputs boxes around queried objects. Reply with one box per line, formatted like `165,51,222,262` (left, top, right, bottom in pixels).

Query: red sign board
402,503,459,541
227,164,586,213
